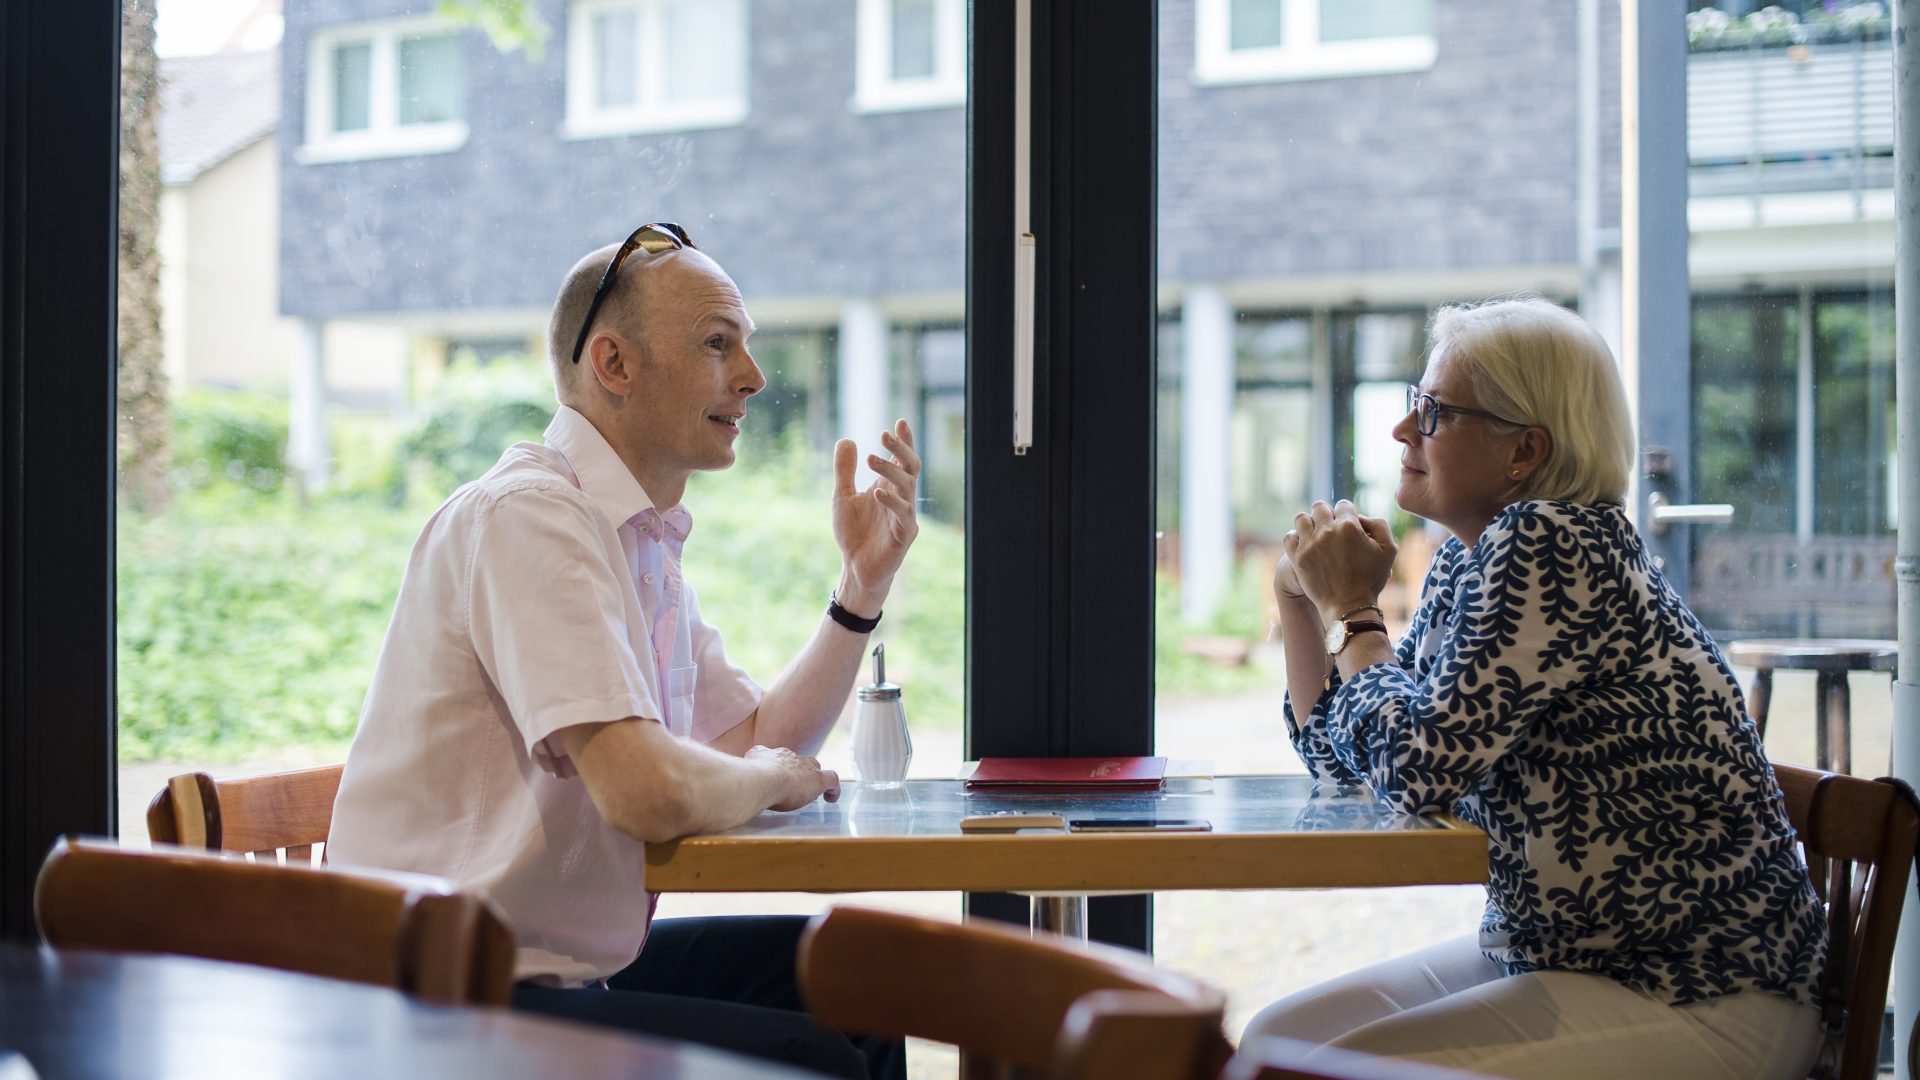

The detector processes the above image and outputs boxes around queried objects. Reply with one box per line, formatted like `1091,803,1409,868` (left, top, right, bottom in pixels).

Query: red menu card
965,756,1168,792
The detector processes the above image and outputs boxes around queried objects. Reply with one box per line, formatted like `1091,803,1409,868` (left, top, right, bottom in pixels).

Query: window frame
1,0,120,938
1192,0,1438,86
300,15,471,164
854,0,967,114
563,0,751,140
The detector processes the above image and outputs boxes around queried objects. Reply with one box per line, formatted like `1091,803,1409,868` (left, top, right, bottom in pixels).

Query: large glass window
1815,292,1897,536
125,13,966,1073
564,0,749,137
303,19,469,161
854,0,966,112
1231,313,1313,540
1686,288,1897,642
1194,0,1437,84
1691,294,1799,536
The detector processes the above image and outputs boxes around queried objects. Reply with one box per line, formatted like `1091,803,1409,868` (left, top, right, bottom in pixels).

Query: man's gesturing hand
748,744,841,810
831,419,921,613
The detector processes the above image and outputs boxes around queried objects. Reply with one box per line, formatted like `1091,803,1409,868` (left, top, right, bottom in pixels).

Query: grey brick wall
280,0,966,318
282,1,1613,319
1160,0,1586,283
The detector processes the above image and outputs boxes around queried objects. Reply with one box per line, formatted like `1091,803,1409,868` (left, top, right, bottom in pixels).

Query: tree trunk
118,0,170,513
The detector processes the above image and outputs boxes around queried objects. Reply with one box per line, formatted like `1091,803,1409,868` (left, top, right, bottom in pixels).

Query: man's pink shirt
327,405,761,984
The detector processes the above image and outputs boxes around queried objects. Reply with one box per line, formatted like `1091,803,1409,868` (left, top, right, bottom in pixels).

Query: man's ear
587,331,636,400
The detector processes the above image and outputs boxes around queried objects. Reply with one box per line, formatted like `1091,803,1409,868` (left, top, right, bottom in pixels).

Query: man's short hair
547,243,637,391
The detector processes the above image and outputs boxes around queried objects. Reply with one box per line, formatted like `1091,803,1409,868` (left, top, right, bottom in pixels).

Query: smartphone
960,813,1068,832
1067,818,1212,833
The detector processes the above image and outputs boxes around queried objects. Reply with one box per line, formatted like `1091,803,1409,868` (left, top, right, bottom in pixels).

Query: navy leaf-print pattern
1284,500,1826,1007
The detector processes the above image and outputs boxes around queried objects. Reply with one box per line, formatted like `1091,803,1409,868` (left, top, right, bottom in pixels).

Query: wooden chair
146,763,343,864
35,836,515,1006
799,905,1232,1080
1773,763,1920,1080
1224,1035,1499,1079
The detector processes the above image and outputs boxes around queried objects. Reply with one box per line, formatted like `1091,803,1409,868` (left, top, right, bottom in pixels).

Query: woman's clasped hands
1278,500,1398,623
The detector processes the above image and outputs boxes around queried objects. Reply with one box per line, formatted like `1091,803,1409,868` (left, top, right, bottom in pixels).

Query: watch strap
1335,619,1389,653
827,591,882,634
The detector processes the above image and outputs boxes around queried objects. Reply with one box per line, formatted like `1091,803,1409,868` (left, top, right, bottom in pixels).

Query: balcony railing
1688,38,1892,207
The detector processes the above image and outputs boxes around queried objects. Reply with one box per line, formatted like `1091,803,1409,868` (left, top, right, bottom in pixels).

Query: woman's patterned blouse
1285,499,1826,1007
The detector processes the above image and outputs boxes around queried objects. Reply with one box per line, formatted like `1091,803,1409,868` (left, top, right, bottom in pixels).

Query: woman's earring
1509,469,1521,478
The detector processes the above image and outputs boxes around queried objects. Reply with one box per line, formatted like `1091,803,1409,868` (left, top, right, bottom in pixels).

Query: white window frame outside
563,0,750,139
301,15,470,164
854,0,966,113
1193,0,1437,86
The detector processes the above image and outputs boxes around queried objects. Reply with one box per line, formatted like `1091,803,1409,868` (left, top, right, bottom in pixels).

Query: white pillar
1889,2,1920,1070
838,299,890,487
1582,256,1626,378
287,318,331,492
1179,284,1234,624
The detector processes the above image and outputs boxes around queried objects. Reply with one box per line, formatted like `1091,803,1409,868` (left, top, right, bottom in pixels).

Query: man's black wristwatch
827,591,882,634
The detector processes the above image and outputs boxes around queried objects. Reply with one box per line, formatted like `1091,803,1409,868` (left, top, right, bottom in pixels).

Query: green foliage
1154,561,1274,699
117,490,416,761
398,354,555,497
169,389,289,495
683,431,967,731
119,425,972,761
122,389,1267,759
437,0,550,60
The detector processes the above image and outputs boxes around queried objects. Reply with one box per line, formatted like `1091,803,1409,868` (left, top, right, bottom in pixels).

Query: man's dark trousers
510,915,905,1079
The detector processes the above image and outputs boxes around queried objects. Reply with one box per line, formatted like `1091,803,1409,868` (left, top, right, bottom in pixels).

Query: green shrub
121,414,1273,760
117,492,416,760
398,354,555,496
170,389,289,494
683,431,966,731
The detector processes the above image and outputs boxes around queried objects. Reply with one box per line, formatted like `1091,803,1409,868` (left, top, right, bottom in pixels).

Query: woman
1250,297,1826,1079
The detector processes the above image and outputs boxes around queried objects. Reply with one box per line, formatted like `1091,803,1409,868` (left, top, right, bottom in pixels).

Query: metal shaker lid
859,643,901,701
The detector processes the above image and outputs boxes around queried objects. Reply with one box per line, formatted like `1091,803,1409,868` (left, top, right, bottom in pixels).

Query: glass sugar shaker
853,643,910,788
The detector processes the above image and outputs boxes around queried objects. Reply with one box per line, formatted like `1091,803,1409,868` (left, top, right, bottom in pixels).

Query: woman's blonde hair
1427,295,1635,505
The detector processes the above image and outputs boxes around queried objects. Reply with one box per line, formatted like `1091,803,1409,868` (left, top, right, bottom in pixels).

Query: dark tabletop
0,944,809,1079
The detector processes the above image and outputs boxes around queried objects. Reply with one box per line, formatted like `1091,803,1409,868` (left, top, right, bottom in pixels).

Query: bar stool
1727,639,1897,775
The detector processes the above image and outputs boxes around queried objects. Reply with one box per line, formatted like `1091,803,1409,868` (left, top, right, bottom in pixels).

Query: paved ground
117,660,1899,1079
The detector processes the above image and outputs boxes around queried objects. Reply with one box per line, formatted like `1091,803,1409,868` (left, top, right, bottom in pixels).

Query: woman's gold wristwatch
1323,604,1388,655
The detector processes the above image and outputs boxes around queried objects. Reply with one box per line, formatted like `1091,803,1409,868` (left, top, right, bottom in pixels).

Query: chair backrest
35,836,515,1006
799,905,1231,1080
1772,763,1920,1080
1224,1035,1501,1080
146,764,344,865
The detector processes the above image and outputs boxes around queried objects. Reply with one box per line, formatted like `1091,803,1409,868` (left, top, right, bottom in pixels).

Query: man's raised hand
831,419,921,613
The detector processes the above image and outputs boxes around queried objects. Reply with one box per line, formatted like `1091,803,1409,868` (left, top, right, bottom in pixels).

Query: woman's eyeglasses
569,222,697,364
1405,385,1524,437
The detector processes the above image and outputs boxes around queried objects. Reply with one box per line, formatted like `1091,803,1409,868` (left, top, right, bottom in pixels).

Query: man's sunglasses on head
569,222,697,365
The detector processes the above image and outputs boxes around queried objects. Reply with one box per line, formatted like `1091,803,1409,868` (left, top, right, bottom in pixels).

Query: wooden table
646,775,1490,937
0,945,811,1079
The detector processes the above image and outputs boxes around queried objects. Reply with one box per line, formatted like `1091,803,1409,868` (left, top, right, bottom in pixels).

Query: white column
1180,284,1234,624
838,299,890,487
287,318,331,492
1582,256,1626,377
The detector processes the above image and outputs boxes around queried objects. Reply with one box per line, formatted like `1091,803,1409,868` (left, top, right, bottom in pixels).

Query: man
327,223,918,1079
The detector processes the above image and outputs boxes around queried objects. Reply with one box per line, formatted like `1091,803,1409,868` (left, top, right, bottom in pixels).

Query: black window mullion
964,0,1157,951
0,0,122,940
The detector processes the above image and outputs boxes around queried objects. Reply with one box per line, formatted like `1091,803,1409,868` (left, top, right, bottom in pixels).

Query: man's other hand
749,744,842,810
831,419,921,613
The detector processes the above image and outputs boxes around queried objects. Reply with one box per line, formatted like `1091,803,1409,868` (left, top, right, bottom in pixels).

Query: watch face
1323,619,1346,654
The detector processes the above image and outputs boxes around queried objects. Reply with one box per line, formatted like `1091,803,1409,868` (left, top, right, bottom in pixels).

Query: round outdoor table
0,944,808,1079
1728,638,1898,776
